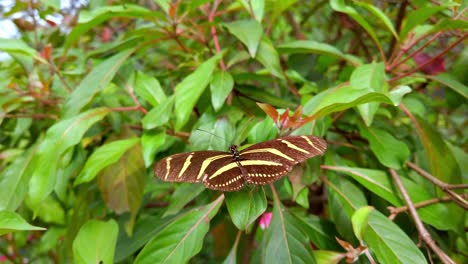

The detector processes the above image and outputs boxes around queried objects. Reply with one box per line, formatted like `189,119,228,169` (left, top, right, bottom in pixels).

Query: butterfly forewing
154,135,327,192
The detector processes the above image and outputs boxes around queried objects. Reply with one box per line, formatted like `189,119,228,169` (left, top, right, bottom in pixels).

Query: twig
407,161,468,210
208,0,226,70
389,33,467,83
389,169,455,264
388,194,467,219
386,0,408,60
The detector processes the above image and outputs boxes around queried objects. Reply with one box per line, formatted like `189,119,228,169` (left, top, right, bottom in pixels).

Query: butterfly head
229,144,240,160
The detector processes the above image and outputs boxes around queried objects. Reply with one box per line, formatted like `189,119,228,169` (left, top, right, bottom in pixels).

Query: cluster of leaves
0,1,467,263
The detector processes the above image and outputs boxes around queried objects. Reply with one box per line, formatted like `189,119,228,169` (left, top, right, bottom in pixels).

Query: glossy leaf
225,187,267,230
74,138,140,185
293,213,341,250
210,70,234,111
143,96,175,129
399,6,447,40
134,71,167,107
325,166,457,231
303,85,411,119
256,37,283,78
330,0,382,54
73,219,119,264
0,38,45,63
314,250,343,264
96,140,144,217
363,211,427,264
63,49,135,118
350,62,386,126
354,1,398,39
0,210,45,236
263,200,316,264
351,206,373,241
278,40,362,66
0,146,36,211
426,73,468,99
175,54,222,130
115,214,177,262
28,108,111,207
26,195,65,224
359,126,410,169
141,130,167,167
414,116,461,184
65,5,152,49
224,20,263,57
134,195,224,264
163,184,205,217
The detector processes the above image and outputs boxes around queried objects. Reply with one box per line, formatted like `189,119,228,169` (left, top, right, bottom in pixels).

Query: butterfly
154,135,327,191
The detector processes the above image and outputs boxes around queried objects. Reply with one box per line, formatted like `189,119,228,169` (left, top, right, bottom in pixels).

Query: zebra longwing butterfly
154,135,327,192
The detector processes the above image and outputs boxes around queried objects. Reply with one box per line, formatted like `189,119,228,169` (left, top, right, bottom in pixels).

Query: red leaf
279,108,289,128
257,103,279,124
413,52,445,75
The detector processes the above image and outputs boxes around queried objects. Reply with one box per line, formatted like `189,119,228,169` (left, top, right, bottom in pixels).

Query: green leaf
175,54,222,130
359,126,410,169
268,0,298,23
224,20,263,57
143,96,175,129
25,195,65,224
0,146,37,211
304,86,409,119
0,210,45,236
278,40,362,66
325,166,458,231
399,6,447,41
115,214,176,262
225,187,267,230
256,37,283,78
363,211,427,264
96,140,145,232
134,195,224,264
350,62,387,126
248,117,277,144
0,38,46,63
64,5,152,49
354,1,398,39
28,108,111,207
74,138,140,185
141,130,167,167
63,49,135,118
314,250,343,264
135,71,167,107
414,116,461,184
427,18,468,35
263,200,316,264
293,213,341,250
351,206,373,241
426,73,468,99
73,219,119,264
330,0,382,56
235,85,296,108
163,184,205,217
210,70,234,111
238,0,265,21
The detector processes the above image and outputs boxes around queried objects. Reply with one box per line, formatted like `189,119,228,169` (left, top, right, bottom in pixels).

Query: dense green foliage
0,1,467,263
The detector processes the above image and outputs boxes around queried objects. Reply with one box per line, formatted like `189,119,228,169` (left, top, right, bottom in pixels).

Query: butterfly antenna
195,129,232,145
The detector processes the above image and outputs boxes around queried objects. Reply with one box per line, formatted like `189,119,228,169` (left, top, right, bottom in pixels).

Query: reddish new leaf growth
413,52,445,75
257,103,319,133
256,102,279,123
41,44,52,61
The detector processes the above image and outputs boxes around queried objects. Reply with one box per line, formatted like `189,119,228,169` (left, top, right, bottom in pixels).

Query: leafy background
0,1,467,263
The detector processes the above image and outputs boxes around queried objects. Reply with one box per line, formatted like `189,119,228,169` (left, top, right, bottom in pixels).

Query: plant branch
407,161,468,210
389,32,467,83
389,169,455,264
388,193,468,219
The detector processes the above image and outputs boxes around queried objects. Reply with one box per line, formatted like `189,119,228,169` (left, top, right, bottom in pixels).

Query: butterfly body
154,135,327,192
